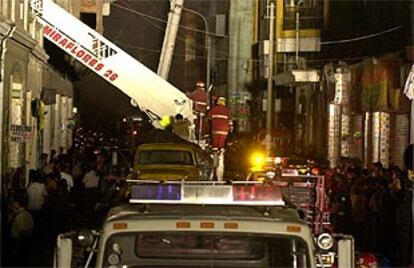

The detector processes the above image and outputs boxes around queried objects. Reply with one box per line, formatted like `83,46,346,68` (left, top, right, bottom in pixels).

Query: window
283,0,323,30
104,232,310,268
185,37,196,62
9,64,24,168
138,150,194,165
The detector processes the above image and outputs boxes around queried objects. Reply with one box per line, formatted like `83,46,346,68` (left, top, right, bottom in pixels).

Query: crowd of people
1,140,413,267
326,159,413,267
2,147,127,266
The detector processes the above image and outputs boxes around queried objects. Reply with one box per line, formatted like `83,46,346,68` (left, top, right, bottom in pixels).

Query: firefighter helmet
196,81,205,88
217,97,226,105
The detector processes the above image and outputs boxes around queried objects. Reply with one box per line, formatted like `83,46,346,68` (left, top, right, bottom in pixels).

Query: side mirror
54,230,100,268
54,233,73,268
337,235,354,268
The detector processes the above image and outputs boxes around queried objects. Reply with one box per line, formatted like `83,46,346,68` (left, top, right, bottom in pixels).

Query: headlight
317,233,334,250
77,231,94,247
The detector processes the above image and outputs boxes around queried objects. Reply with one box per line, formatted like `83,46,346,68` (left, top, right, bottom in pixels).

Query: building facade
250,0,412,167
0,0,91,186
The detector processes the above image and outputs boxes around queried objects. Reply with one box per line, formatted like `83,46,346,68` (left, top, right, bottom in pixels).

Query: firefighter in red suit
207,97,233,149
187,81,208,138
187,81,208,115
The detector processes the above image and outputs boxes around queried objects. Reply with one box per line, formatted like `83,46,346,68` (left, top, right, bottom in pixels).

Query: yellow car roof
137,143,197,151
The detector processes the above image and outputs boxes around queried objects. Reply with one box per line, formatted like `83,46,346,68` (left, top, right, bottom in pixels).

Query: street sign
10,124,33,143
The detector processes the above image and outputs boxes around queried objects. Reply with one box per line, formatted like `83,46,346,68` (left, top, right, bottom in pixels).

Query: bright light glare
250,152,265,171
275,157,282,164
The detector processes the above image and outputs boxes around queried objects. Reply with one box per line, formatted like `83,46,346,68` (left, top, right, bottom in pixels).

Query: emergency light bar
130,183,285,206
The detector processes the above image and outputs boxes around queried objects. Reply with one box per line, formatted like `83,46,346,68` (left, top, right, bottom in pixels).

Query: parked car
132,143,214,181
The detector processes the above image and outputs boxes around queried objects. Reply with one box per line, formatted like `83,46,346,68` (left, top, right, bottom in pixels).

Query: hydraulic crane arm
30,0,194,128
157,0,184,79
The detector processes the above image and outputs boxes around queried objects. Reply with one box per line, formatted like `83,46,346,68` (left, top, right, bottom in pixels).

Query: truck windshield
137,150,193,165
103,232,310,267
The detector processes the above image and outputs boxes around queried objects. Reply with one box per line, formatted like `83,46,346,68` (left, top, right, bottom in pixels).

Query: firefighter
207,97,232,181
187,81,208,139
187,81,208,115
207,97,232,150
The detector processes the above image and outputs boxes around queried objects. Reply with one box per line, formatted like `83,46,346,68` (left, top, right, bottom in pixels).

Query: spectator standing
8,195,34,265
26,170,47,231
82,163,100,216
60,164,74,192
83,163,100,189
38,153,48,171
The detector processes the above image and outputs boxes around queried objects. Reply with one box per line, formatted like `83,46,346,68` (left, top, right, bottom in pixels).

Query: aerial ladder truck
30,0,194,130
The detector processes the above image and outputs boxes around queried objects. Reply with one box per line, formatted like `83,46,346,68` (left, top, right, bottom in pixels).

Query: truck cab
132,143,214,181
54,182,354,268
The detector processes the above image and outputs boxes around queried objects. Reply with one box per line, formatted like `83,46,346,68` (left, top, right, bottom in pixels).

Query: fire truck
53,181,355,268
29,2,356,267
246,155,332,235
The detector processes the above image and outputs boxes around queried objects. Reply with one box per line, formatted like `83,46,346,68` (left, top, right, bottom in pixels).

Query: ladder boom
30,0,194,128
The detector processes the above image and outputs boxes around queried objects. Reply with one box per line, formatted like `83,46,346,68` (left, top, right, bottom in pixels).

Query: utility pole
96,0,104,34
265,2,275,155
206,36,211,92
158,0,184,79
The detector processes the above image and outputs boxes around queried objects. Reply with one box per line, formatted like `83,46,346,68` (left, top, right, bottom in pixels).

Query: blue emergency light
130,182,285,206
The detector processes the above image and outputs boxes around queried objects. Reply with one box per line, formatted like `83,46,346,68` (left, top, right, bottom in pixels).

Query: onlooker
38,153,48,171
82,162,100,216
8,194,34,265
27,170,47,212
60,164,74,192
83,163,99,189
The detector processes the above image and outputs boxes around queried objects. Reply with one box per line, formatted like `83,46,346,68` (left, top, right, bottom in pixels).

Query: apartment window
1,0,9,18
9,64,25,168
185,38,196,62
283,0,323,30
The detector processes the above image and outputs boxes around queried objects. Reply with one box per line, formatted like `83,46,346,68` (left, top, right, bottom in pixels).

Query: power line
111,3,404,65
112,2,230,57
116,41,230,61
114,2,403,47
113,3,228,38
321,25,403,45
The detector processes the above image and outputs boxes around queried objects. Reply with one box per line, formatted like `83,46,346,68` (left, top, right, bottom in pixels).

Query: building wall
0,0,48,184
42,65,74,155
0,0,76,185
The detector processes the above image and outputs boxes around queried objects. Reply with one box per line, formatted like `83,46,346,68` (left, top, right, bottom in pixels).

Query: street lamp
182,6,211,94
